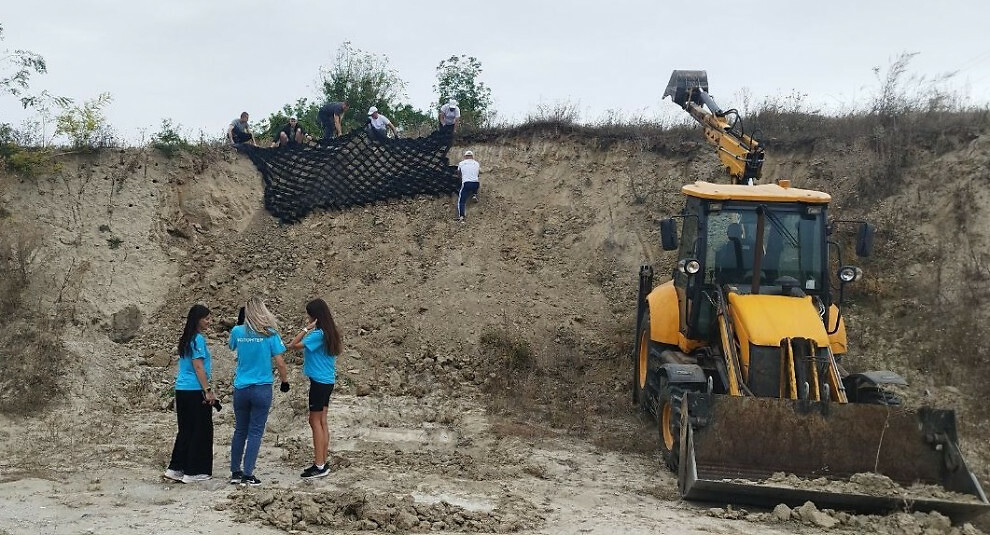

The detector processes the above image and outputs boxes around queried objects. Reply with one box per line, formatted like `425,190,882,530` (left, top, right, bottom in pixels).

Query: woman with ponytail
286,298,342,480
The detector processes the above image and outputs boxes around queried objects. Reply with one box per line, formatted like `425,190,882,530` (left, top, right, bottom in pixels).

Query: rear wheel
633,311,652,408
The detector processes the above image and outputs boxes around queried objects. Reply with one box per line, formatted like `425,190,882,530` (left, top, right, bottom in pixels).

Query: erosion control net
238,129,460,223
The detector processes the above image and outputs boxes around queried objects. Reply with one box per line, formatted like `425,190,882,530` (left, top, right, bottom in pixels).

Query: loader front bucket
663,70,709,107
679,393,990,520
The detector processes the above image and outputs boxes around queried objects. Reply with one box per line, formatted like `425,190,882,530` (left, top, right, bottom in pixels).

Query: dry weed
0,220,65,415
0,321,63,415
477,321,641,448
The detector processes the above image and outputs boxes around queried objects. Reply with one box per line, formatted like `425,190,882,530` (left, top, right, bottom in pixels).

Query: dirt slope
1,124,989,534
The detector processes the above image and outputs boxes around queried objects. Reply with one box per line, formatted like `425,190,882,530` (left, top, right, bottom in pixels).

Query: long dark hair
177,304,210,358
306,298,342,356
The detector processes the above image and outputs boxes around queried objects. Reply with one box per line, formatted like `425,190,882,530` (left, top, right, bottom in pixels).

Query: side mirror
856,223,875,257
660,218,678,251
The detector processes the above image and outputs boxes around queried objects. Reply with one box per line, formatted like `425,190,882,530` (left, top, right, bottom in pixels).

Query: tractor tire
632,324,642,405
843,376,902,406
633,311,652,408
855,385,902,405
657,375,688,472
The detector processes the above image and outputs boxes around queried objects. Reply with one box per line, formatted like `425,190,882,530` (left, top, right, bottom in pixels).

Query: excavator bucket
663,70,709,107
679,394,990,520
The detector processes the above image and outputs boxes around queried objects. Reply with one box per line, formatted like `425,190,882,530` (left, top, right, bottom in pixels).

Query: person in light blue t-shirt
286,298,342,480
164,304,217,484
227,296,289,487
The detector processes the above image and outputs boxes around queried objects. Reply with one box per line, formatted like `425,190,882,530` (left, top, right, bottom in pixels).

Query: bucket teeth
678,393,990,519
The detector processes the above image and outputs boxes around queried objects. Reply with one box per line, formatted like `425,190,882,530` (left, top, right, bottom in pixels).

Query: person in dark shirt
317,101,348,140
272,117,308,147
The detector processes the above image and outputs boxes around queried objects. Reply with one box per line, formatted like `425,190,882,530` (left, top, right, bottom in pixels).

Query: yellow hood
727,293,829,347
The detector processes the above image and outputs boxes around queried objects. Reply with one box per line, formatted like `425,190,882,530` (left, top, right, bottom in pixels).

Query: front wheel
657,376,693,472
843,375,902,405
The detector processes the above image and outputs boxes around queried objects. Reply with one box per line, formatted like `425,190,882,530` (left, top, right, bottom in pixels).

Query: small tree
150,118,191,158
55,92,115,149
0,22,69,111
319,42,409,134
433,55,494,128
389,103,435,136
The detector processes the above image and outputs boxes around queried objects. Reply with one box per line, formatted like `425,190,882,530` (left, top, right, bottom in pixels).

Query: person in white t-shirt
366,106,398,141
438,99,460,134
455,150,480,222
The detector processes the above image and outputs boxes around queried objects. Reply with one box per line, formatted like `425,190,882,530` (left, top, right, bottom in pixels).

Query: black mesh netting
237,128,460,223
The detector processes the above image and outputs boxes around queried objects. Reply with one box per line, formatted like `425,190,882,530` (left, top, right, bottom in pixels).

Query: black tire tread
657,377,688,472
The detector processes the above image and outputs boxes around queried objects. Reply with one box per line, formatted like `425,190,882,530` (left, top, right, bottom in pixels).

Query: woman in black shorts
286,298,342,479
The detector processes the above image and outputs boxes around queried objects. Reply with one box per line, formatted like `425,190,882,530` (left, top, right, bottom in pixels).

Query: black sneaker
241,475,261,486
301,464,330,480
229,471,243,484
300,465,318,478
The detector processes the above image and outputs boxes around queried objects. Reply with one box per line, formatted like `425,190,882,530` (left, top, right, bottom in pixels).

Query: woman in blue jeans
228,296,290,486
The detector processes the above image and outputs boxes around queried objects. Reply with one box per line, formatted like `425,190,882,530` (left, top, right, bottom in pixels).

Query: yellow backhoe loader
632,70,989,518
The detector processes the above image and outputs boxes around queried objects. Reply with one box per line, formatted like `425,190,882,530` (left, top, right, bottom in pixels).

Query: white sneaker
181,473,212,484
163,469,184,482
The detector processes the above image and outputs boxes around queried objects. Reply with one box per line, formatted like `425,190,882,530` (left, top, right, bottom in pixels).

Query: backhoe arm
664,70,765,185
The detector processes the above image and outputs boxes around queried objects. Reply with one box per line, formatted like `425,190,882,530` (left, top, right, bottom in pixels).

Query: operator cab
660,188,829,341
705,204,825,294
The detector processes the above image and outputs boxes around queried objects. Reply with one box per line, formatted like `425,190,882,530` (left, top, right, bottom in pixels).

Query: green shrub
151,118,191,158
55,92,116,149
3,146,59,178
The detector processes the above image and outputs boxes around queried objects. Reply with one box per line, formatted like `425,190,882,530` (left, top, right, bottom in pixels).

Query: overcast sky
3,0,989,143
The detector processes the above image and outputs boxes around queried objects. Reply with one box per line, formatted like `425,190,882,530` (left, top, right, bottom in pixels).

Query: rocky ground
1,123,990,534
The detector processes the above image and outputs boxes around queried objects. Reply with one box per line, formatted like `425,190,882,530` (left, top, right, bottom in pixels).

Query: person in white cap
438,98,460,134
271,116,308,147
366,106,398,141
455,150,480,222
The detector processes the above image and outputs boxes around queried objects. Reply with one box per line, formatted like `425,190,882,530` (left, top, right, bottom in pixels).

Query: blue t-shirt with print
175,333,211,391
302,329,336,384
229,324,286,389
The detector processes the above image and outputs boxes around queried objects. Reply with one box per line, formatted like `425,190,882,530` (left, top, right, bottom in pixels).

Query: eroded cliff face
1,124,989,533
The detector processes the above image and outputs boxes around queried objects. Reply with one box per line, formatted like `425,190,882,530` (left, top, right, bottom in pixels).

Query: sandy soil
3,393,974,535
1,128,989,534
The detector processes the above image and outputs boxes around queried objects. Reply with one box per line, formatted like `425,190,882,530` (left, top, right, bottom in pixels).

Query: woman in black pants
164,304,217,483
